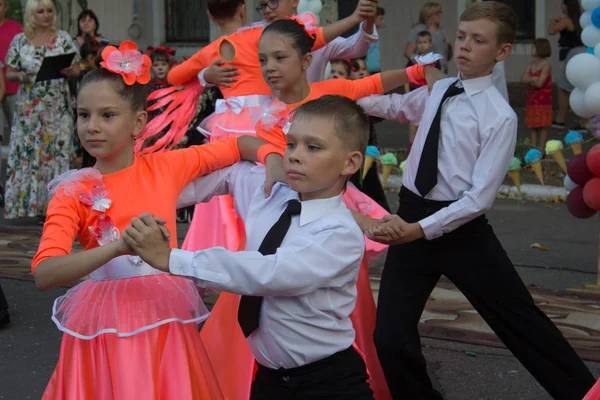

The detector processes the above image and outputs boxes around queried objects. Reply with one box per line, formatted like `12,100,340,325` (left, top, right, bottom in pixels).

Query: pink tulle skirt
43,321,224,399
197,95,270,140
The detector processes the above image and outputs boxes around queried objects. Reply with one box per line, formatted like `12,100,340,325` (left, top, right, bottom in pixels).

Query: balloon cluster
297,0,323,24
566,0,600,125
566,144,600,218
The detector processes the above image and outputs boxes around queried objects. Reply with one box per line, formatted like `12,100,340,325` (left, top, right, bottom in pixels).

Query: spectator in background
0,0,23,172
404,2,452,73
366,6,385,74
4,0,81,223
72,9,109,52
549,0,585,131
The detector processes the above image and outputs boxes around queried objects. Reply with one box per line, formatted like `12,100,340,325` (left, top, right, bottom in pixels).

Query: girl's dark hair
563,0,582,34
533,38,552,58
350,57,364,72
331,59,351,76
149,49,170,64
79,68,147,112
80,35,99,60
261,19,316,55
77,9,101,37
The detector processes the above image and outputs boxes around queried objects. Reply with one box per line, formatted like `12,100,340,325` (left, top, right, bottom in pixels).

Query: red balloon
583,177,600,210
568,152,595,186
567,186,597,218
587,144,600,177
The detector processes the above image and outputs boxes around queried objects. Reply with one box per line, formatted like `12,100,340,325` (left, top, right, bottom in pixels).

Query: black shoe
552,121,565,129
0,309,10,327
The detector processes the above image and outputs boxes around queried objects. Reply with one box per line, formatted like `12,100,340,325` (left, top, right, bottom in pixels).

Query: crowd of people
0,0,598,398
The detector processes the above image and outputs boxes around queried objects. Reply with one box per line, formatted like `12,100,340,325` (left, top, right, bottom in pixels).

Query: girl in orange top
32,41,280,400
194,19,430,400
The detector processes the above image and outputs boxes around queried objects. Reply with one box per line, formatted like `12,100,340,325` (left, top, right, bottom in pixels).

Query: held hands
60,65,81,80
122,214,172,272
424,66,447,93
205,60,239,88
365,215,425,245
264,153,286,198
353,0,378,22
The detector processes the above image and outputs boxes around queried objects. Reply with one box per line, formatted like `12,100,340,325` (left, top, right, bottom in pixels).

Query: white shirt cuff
418,215,443,240
169,248,197,276
197,68,215,87
361,22,378,42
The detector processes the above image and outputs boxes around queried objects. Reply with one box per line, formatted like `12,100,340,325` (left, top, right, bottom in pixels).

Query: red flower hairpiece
146,44,175,57
100,40,152,85
288,12,318,40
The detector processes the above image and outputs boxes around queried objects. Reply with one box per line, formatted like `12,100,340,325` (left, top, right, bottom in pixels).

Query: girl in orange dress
190,18,430,400
522,38,553,155
32,41,280,400
141,1,373,257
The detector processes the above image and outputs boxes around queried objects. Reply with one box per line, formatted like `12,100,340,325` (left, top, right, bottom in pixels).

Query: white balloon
585,82,600,114
582,0,600,12
564,175,579,192
571,87,596,118
582,25,600,47
595,42,600,58
566,53,600,89
297,0,323,24
581,11,593,28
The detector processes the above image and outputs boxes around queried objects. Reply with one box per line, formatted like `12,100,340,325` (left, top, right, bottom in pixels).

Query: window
165,0,210,42
474,0,535,41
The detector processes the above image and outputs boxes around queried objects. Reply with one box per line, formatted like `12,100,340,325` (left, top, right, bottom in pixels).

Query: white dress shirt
308,22,378,83
492,61,509,102
172,162,365,369
357,85,429,124
399,75,517,240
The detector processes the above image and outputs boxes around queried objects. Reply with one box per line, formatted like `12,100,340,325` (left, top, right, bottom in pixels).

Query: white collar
296,194,344,227
456,73,493,97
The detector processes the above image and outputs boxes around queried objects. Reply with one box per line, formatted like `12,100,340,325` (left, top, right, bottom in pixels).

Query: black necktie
238,199,302,338
414,81,465,197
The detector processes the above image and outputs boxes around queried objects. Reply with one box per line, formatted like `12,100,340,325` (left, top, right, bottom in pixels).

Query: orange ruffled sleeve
31,193,83,272
156,136,242,192
311,27,327,51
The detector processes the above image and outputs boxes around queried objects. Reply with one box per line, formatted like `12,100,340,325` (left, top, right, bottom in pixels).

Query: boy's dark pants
375,187,596,400
250,347,374,399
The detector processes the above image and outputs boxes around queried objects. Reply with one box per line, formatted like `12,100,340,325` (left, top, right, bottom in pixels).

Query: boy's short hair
293,96,369,154
533,38,552,58
208,0,245,20
417,30,433,41
460,1,517,45
376,6,385,16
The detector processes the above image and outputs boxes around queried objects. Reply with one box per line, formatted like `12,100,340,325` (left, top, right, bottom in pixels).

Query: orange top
256,74,384,150
167,25,326,98
31,137,241,271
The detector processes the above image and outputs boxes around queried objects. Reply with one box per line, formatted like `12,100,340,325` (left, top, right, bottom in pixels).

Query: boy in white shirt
123,96,377,399
362,2,596,399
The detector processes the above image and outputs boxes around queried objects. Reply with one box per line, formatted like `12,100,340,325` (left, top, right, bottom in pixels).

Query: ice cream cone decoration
545,140,567,173
380,153,398,187
525,149,544,185
507,157,522,193
565,131,583,155
362,146,380,179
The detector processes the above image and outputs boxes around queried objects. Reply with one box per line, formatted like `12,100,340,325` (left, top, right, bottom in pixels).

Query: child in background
330,58,353,79
404,30,440,153
147,45,175,92
522,38,552,155
351,57,370,79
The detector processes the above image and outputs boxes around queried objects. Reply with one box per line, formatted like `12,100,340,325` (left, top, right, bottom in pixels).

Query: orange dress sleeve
155,136,242,192
311,27,327,51
31,192,84,271
314,74,384,100
256,121,288,153
167,44,213,85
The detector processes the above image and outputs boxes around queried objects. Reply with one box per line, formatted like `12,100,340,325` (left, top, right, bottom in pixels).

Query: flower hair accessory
100,40,152,85
289,12,318,40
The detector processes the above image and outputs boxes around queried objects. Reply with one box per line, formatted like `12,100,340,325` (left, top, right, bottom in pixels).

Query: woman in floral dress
4,0,80,221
